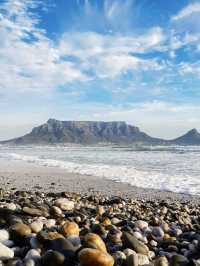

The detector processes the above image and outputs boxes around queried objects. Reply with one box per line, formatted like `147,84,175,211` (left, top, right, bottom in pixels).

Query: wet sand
0,158,199,202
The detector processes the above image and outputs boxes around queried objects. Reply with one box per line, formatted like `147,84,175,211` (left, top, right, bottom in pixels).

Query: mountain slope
172,128,200,145
1,119,200,145
0,119,164,145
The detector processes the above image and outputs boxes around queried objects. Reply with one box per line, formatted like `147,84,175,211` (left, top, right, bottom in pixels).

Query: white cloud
171,2,200,21
0,0,167,95
60,27,165,57
93,54,163,78
59,28,165,78
179,62,200,78
89,101,200,139
0,0,87,95
104,0,133,20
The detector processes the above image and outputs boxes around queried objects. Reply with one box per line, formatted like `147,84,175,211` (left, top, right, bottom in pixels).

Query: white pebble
0,230,9,242
24,259,36,266
150,240,157,247
134,220,148,230
45,219,56,228
5,203,16,211
25,249,41,261
138,254,149,265
55,198,74,211
0,242,14,260
30,221,43,233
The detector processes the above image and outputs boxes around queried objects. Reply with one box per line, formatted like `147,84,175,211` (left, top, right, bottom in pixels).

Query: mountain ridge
0,119,200,145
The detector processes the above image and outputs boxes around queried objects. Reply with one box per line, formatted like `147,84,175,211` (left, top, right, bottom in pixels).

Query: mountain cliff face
0,119,164,145
1,119,200,145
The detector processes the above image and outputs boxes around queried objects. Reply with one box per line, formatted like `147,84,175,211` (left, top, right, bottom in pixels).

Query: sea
0,145,199,195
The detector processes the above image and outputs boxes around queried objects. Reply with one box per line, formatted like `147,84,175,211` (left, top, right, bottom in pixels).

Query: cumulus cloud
0,0,87,94
0,0,200,139
59,28,165,78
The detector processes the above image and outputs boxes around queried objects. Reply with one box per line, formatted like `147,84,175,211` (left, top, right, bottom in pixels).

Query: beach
0,159,199,265
0,158,199,203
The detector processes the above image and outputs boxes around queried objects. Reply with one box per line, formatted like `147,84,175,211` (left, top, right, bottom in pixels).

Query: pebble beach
0,159,199,265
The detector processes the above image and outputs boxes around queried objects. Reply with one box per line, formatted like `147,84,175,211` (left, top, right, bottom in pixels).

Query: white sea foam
0,145,200,195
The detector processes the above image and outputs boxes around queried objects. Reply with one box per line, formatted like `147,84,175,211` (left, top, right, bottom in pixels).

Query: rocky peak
187,128,199,136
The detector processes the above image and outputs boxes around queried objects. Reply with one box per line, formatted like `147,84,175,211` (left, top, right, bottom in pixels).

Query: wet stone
79,248,114,266
41,250,65,266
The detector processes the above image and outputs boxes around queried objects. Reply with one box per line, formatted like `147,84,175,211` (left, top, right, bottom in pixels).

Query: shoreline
0,158,199,203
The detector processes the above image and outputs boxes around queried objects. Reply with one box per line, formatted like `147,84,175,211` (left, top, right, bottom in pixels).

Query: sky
0,0,200,140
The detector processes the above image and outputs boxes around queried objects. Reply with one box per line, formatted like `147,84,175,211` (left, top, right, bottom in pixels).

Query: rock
0,242,14,260
134,221,148,230
48,231,65,240
30,237,41,249
133,231,143,241
92,224,107,237
30,221,43,233
150,240,157,247
45,219,56,228
25,249,41,261
149,251,155,260
67,235,81,246
126,254,139,266
111,217,121,225
7,259,23,266
123,249,137,257
55,198,74,211
102,217,111,226
2,240,14,247
152,227,165,238
122,232,149,255
50,206,63,217
154,256,169,266
162,222,170,233
193,259,200,266
23,207,46,217
113,251,126,264
161,207,168,215
171,255,189,266
172,228,182,237
46,238,75,255
8,215,23,225
137,254,149,265
24,259,36,266
107,230,122,244
84,233,107,252
41,250,65,266
0,230,9,242
61,221,79,237
37,231,64,244
79,248,114,266
10,223,31,243
97,206,105,216
5,203,16,211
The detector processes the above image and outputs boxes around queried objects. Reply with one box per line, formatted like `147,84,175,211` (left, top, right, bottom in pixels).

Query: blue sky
0,0,200,140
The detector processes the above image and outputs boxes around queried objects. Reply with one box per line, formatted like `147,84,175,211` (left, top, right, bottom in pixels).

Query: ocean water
0,145,199,195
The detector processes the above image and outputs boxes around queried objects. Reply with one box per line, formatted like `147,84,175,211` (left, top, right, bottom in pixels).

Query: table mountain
0,119,165,145
1,119,200,145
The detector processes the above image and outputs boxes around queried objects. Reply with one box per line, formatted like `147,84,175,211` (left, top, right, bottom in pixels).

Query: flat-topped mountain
1,119,200,145
0,119,164,145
